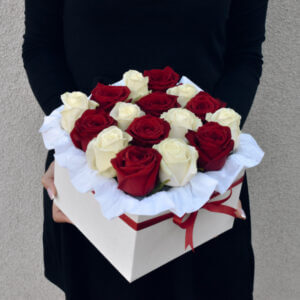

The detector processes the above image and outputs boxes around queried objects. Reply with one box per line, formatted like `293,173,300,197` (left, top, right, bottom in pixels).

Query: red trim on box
119,212,174,231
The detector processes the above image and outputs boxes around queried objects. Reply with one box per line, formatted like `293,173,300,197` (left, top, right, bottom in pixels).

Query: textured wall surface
0,0,299,299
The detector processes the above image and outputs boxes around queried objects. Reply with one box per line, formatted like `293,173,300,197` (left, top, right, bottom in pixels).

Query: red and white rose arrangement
59,66,243,197
39,67,264,281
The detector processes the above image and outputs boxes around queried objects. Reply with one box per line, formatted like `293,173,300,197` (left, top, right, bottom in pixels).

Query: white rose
109,102,145,130
161,108,202,140
167,84,198,107
60,92,98,133
206,108,241,149
153,138,198,187
86,126,132,178
123,70,150,102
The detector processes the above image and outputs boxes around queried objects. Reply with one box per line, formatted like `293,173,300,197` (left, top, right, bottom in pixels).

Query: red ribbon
118,175,244,251
119,212,174,231
172,212,198,251
173,189,234,251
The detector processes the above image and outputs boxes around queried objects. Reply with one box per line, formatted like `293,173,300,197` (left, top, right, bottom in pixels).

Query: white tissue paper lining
39,76,264,220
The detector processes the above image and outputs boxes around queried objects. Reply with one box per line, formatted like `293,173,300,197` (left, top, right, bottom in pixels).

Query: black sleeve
212,0,268,127
22,0,77,115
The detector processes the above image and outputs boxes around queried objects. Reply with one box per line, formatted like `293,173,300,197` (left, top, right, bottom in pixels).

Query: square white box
54,160,244,282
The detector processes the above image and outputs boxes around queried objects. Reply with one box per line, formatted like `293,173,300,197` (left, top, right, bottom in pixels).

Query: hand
42,161,72,224
235,200,246,220
52,202,72,224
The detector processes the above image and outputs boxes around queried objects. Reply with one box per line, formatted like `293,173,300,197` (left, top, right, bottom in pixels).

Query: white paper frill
39,76,264,219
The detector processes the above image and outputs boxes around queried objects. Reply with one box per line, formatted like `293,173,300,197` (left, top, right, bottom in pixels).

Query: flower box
54,160,244,282
40,68,264,282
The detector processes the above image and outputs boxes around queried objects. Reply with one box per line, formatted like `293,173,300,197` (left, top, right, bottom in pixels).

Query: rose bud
60,92,99,133
153,138,198,187
186,122,234,171
205,108,241,150
160,108,202,140
111,146,162,197
136,92,180,117
186,92,226,122
110,102,145,131
86,126,132,178
91,83,131,112
126,115,170,147
143,66,180,92
70,109,116,151
123,70,150,102
167,84,198,107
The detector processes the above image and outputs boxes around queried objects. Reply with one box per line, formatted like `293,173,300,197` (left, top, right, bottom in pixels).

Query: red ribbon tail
202,189,237,218
173,212,198,252
185,212,198,251
203,203,237,217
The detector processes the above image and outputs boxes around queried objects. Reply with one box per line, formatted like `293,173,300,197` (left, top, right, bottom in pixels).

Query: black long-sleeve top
23,0,268,127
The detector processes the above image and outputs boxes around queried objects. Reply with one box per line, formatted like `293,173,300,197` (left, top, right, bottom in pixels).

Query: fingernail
47,188,54,200
241,209,246,220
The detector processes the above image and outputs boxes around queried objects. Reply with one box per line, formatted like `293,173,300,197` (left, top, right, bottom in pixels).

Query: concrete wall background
0,0,299,299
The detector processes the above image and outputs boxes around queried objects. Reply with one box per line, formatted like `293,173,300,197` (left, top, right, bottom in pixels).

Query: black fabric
23,1,267,299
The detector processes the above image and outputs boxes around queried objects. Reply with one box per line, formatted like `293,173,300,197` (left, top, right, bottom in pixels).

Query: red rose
111,146,162,197
143,66,180,92
136,92,180,117
70,109,116,151
186,122,234,171
91,83,131,112
126,115,170,147
185,92,226,121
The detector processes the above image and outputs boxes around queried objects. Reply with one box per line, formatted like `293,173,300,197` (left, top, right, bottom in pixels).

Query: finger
53,210,72,223
44,160,55,179
47,181,57,199
52,203,72,224
43,179,57,200
42,162,57,199
235,200,246,220
41,174,56,198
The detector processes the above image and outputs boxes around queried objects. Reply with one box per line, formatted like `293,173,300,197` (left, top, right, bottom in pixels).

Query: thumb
46,181,57,200
235,200,246,220
42,175,57,200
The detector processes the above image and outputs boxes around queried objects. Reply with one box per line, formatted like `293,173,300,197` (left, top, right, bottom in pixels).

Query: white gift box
54,160,245,282
39,75,264,282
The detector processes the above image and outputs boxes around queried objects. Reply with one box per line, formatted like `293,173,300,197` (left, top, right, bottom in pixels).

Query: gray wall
0,0,299,299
